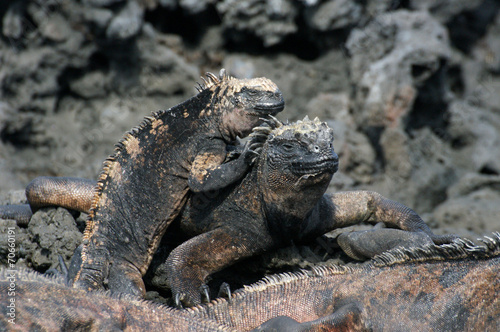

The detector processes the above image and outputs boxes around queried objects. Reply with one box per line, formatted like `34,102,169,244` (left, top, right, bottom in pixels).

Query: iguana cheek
237,109,262,135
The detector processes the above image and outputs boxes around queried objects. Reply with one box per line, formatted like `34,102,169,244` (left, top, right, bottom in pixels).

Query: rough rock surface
1,0,500,286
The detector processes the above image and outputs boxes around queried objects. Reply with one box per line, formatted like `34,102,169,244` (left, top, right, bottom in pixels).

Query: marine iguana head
198,69,285,140
250,116,338,217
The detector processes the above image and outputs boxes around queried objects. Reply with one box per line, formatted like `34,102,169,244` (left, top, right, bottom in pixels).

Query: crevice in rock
144,4,221,46
363,126,386,174
390,0,411,10
446,64,465,97
480,165,499,175
446,0,500,54
0,118,33,148
404,59,450,139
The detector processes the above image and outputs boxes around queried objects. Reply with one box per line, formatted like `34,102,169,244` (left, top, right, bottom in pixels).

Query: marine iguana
0,117,454,307
1,232,498,331
3,69,285,299
155,116,455,307
199,231,500,331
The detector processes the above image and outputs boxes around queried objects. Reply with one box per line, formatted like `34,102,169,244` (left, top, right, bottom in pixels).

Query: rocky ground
1,0,500,303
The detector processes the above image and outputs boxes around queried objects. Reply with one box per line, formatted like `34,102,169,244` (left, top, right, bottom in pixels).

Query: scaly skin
0,176,95,226
30,69,284,299
1,233,498,331
0,269,232,332
0,117,453,307
192,231,500,331
160,117,455,306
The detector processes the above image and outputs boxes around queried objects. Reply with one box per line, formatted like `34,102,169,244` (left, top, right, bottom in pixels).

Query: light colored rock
433,188,500,234
347,10,450,128
106,0,143,40
217,0,297,46
304,0,362,31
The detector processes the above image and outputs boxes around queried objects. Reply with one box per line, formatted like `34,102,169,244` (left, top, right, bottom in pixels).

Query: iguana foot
337,229,434,260
75,263,145,296
166,226,270,307
173,283,232,308
173,282,211,308
107,264,146,297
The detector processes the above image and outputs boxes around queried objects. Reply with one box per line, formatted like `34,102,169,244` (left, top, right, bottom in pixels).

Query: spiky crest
86,112,163,221
370,232,500,267
270,115,331,139
2,268,232,330
188,233,500,314
195,68,231,92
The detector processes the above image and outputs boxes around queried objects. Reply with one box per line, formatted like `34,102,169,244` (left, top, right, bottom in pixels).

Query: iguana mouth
253,100,285,115
291,158,339,176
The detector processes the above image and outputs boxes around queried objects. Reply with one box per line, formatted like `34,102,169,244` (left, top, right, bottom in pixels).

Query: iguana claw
174,292,185,309
218,282,231,301
44,255,68,279
200,284,210,303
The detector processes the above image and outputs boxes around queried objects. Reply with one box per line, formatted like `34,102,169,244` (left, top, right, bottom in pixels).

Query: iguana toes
1,233,498,331
161,117,455,307
74,69,284,297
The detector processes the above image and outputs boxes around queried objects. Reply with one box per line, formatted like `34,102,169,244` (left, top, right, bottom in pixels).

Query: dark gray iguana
155,116,454,307
1,69,285,299
2,117,455,307
1,232,498,331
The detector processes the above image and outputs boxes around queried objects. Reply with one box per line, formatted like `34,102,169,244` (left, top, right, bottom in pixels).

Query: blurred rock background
1,0,500,245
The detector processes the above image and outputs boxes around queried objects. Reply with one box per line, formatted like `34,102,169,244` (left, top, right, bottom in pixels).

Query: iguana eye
242,87,259,96
282,143,294,152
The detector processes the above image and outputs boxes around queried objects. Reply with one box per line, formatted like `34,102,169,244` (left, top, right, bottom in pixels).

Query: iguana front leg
166,225,273,307
304,190,456,246
188,141,255,193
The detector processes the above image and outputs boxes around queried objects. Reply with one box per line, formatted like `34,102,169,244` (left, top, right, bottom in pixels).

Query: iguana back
0,269,231,331
191,234,500,331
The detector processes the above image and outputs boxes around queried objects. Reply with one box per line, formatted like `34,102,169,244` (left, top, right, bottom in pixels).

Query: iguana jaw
290,155,339,176
251,98,285,116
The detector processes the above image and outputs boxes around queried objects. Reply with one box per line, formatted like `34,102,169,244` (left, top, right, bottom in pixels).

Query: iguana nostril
314,145,320,152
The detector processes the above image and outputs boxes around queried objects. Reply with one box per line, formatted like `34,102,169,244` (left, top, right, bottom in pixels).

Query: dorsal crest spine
196,68,231,92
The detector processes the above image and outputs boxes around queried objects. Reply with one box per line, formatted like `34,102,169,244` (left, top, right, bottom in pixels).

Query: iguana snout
291,152,339,176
